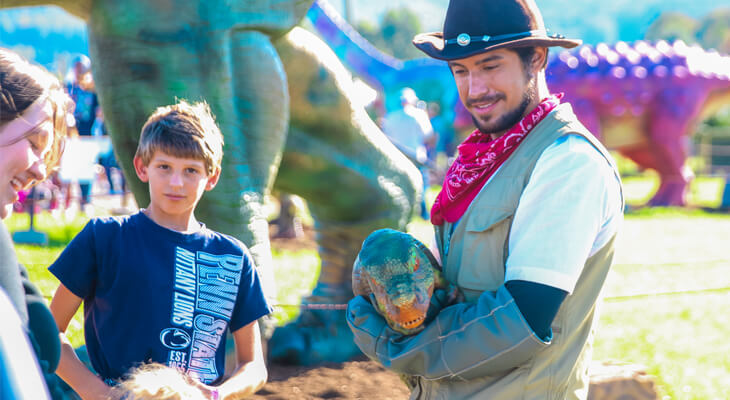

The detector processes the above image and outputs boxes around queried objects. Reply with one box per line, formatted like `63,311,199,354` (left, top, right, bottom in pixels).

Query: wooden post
588,361,660,400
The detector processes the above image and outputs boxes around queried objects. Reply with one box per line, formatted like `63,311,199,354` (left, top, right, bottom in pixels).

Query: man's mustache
466,93,505,108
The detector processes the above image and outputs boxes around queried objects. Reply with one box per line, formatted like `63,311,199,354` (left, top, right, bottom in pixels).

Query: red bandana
431,94,563,225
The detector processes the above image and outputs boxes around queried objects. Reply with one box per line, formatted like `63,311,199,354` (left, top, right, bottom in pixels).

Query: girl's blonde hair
109,363,206,400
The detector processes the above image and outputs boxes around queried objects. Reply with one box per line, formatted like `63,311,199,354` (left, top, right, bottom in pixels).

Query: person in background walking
381,87,435,219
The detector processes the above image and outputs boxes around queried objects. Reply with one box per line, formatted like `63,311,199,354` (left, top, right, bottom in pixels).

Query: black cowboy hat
413,0,581,61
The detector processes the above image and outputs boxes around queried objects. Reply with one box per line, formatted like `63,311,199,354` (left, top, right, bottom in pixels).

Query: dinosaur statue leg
619,142,689,207
619,145,661,173
271,193,304,239
643,91,698,206
87,20,288,317
267,27,421,365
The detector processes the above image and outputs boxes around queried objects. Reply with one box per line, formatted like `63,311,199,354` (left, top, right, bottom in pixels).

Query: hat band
446,29,561,47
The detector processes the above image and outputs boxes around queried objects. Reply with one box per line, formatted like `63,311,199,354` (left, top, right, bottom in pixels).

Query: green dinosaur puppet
352,229,461,335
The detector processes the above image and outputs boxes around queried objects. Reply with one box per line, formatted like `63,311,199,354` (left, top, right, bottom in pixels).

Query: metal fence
695,126,730,176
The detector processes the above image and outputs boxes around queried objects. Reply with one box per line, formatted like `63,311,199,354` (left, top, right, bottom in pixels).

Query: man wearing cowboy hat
347,0,624,398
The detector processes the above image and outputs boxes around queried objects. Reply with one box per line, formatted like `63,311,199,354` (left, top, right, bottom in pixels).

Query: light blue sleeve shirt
504,134,624,294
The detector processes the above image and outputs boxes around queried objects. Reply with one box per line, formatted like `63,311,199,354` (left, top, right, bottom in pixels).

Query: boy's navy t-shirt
49,211,272,384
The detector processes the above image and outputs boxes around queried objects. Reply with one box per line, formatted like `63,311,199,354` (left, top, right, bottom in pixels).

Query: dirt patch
262,227,409,399
251,360,410,400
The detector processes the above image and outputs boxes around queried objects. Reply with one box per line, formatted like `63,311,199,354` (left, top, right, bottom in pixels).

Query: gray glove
348,285,549,381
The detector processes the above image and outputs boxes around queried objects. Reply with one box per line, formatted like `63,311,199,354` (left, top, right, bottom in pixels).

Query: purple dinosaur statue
307,0,730,206
550,40,730,206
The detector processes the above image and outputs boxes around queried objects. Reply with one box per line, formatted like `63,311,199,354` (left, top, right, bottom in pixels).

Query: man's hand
349,285,548,380
349,287,456,356
347,295,391,359
424,288,456,325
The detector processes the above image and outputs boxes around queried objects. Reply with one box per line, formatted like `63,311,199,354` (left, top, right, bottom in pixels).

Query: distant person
93,108,128,198
65,54,98,138
0,47,72,400
381,88,435,219
428,101,457,158
63,54,99,209
49,100,272,399
382,88,434,166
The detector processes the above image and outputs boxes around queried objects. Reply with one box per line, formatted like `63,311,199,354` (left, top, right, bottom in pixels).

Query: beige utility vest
429,103,622,400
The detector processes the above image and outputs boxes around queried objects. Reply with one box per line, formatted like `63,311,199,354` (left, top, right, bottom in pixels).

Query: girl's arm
50,284,111,400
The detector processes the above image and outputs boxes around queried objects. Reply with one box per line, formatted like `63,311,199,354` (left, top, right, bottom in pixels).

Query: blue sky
332,0,727,44
0,0,726,69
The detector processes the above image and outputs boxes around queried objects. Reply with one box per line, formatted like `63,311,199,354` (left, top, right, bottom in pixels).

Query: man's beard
471,75,537,136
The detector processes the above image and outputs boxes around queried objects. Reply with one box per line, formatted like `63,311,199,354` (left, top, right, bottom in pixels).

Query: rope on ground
275,303,348,310
613,260,730,267
37,292,350,310
276,288,730,309
36,285,730,305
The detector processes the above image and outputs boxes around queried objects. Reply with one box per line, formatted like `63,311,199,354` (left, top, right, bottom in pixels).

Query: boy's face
133,151,219,218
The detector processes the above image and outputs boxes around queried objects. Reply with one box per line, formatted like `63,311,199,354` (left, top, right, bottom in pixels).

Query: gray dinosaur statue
2,0,420,365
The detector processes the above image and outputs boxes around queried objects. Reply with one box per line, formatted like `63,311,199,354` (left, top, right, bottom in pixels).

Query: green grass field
5,170,730,399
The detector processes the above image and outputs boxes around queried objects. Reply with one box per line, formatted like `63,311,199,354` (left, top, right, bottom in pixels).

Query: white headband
0,94,51,146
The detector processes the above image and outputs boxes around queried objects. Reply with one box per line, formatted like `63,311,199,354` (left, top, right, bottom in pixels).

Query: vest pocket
456,211,514,295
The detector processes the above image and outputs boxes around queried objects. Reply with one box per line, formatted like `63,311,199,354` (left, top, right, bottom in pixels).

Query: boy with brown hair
49,100,272,400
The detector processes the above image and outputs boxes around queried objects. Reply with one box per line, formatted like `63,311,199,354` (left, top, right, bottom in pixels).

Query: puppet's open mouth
398,314,425,329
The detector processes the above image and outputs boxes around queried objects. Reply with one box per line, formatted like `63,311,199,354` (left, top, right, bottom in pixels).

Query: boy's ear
133,156,149,183
205,167,221,191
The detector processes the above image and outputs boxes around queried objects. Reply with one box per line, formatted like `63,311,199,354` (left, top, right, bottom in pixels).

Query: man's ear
532,47,548,73
205,167,221,191
133,156,149,183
